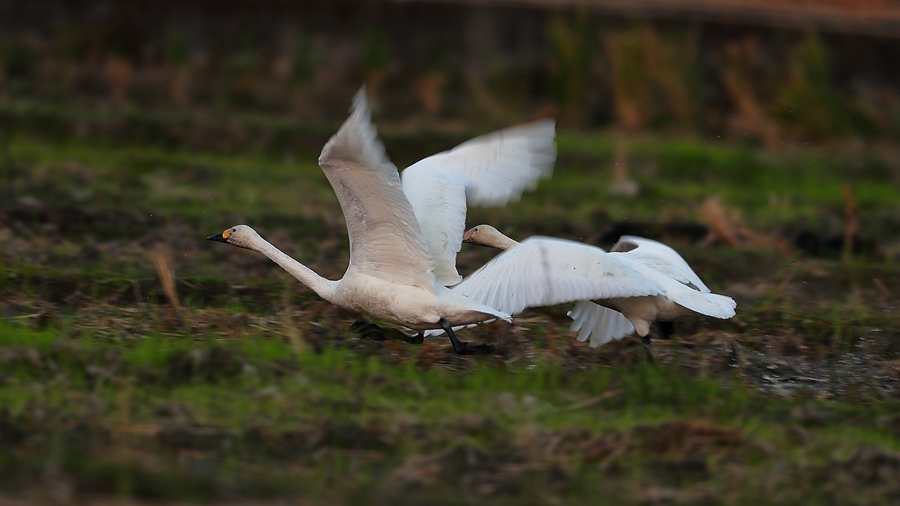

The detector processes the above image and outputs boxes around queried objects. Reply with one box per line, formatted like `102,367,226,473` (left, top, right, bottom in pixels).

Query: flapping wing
611,236,710,292
402,120,556,286
450,237,665,316
567,300,635,347
401,170,468,286
317,89,436,292
407,119,556,205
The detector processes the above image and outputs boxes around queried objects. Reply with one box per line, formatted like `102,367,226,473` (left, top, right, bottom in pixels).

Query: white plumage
208,89,555,354
452,237,665,315
455,225,736,346
401,119,555,285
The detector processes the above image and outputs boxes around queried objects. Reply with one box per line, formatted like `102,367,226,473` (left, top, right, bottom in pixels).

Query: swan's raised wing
402,171,468,286
318,89,436,292
401,120,556,286
451,237,665,316
406,119,556,205
567,300,635,347
611,236,710,292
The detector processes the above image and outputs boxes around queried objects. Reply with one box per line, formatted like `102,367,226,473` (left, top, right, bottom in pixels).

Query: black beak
207,233,228,243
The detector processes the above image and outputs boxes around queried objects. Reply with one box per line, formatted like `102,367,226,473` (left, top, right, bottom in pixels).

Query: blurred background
1,0,898,143
3,0,898,264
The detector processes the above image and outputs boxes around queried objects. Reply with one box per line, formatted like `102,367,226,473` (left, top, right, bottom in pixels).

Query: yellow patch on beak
222,229,231,239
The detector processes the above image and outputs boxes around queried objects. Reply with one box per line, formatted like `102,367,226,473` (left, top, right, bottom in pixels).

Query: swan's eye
222,229,231,239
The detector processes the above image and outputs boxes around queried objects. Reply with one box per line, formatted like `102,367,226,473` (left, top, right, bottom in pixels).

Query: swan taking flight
207,90,555,354
456,225,736,347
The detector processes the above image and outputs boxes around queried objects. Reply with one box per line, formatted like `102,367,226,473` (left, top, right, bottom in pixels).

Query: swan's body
456,225,736,346
208,90,555,353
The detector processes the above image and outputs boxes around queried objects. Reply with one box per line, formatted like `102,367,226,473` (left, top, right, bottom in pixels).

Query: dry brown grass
151,243,182,317
720,38,782,146
699,197,791,254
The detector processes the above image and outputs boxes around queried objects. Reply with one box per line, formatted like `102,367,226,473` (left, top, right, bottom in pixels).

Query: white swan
207,90,554,354
454,225,736,346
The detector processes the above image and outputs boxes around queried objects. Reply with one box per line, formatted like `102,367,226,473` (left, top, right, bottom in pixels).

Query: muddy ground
1,124,899,504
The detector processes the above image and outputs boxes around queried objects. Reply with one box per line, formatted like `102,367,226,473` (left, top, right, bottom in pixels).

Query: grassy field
1,105,899,504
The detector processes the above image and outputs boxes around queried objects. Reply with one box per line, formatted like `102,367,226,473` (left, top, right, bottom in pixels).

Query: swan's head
462,224,518,250
206,224,260,250
463,224,497,245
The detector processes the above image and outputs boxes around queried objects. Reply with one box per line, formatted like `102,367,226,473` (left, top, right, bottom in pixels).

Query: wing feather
402,120,555,286
611,236,710,292
409,119,556,205
668,291,737,319
318,89,436,291
451,237,665,316
567,300,635,347
402,172,467,286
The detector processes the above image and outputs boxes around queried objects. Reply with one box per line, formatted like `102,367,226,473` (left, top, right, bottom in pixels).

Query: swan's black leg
441,318,467,354
404,332,425,345
351,318,385,341
352,318,414,343
727,339,741,368
658,321,676,340
641,334,655,364
440,318,493,355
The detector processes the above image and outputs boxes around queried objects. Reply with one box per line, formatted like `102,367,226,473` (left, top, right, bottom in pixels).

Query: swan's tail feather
675,292,737,319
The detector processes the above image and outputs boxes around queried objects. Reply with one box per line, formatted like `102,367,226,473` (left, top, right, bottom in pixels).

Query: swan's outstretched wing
406,119,556,205
318,89,436,291
567,301,635,347
611,236,710,292
451,237,664,316
402,120,556,286
402,171,468,286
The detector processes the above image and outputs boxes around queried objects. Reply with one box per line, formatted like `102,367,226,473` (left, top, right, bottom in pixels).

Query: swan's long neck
478,229,520,251
252,237,339,303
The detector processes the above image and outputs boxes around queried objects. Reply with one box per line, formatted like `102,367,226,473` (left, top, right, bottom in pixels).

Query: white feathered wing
318,89,437,292
401,120,556,286
450,237,665,316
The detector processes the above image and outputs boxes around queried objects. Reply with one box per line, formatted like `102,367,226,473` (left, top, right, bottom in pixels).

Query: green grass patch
550,133,899,228
1,318,898,503
2,102,899,504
